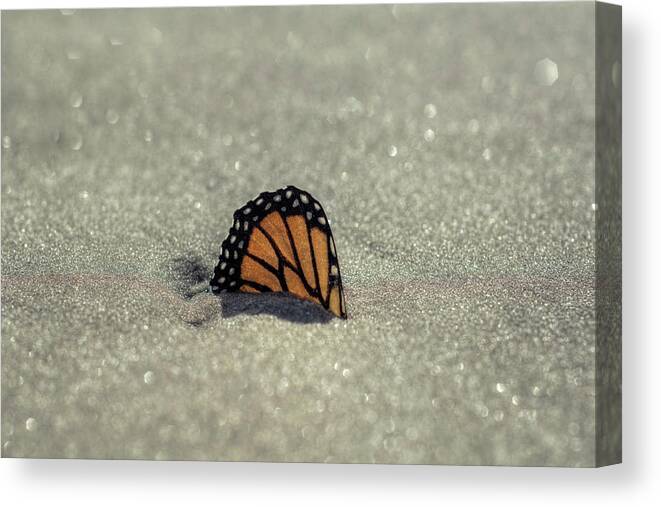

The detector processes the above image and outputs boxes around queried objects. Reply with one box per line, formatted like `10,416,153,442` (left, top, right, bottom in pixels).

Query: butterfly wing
210,186,347,319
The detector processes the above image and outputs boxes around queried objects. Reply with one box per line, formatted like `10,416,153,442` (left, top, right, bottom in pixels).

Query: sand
2,4,599,465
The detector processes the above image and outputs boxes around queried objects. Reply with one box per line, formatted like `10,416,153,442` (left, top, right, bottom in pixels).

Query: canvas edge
594,0,622,468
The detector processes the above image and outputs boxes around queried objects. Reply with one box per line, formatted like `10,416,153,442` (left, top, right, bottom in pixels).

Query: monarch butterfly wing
210,186,346,318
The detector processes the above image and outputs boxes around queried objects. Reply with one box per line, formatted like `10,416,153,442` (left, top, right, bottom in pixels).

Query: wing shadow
219,292,334,324
168,253,334,323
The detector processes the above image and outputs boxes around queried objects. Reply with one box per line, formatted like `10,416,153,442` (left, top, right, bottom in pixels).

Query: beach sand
2,4,598,465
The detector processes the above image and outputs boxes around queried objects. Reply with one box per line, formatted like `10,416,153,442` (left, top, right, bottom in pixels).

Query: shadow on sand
169,252,334,324
220,292,334,324
169,253,213,298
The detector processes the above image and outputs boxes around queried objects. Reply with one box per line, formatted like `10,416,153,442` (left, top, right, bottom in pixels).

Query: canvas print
1,2,621,466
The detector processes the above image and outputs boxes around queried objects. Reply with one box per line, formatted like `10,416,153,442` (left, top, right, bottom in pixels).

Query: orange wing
210,186,346,319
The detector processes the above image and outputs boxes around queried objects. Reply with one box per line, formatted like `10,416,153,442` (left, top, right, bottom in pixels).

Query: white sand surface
2,4,598,465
